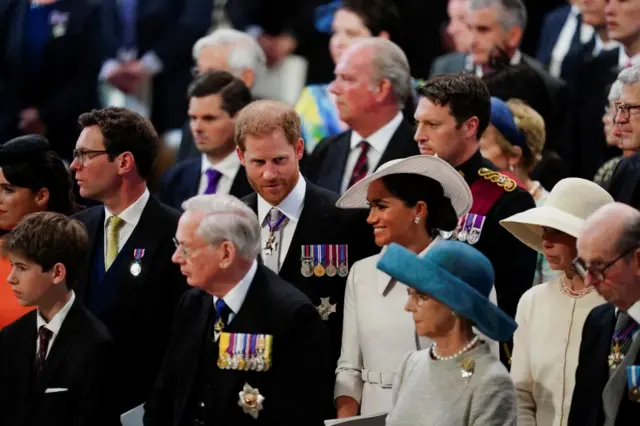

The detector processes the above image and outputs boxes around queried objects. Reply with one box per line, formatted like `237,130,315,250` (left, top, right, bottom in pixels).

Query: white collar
200,151,241,178
618,48,640,68
349,112,404,152
257,174,306,225
468,50,522,77
593,35,621,57
103,188,150,228
213,260,258,315
625,299,640,324
37,291,76,334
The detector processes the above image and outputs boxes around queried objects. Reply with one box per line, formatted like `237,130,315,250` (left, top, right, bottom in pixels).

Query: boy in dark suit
0,212,120,426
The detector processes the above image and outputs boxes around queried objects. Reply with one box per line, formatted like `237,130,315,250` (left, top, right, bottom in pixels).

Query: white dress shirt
212,260,258,339
592,35,621,58
340,112,404,194
549,6,594,78
470,50,522,78
198,151,242,195
36,291,76,359
257,175,306,269
618,49,640,69
103,188,150,255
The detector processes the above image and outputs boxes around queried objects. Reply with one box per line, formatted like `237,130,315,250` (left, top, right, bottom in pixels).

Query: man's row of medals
217,332,273,372
300,244,349,278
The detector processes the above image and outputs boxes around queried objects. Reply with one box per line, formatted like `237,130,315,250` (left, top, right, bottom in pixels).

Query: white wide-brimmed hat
500,178,614,253
335,155,472,218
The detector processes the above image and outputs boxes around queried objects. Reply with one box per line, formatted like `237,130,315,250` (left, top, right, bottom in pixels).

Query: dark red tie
35,326,53,375
348,141,370,188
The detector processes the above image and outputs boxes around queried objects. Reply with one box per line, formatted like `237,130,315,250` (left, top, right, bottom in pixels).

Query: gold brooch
238,383,265,419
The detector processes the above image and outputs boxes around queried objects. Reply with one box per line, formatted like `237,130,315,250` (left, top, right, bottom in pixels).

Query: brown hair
2,212,89,290
493,99,545,173
187,70,253,116
234,100,301,151
78,107,159,179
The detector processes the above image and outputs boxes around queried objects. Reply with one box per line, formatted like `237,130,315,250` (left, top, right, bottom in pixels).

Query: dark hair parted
418,74,491,138
1,151,79,215
78,107,159,179
341,0,401,38
2,212,89,290
379,174,458,236
187,70,253,117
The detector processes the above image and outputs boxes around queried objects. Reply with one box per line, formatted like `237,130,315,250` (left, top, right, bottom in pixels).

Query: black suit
0,298,120,426
144,266,331,426
564,49,622,179
608,152,640,209
101,0,213,132
72,196,188,411
304,118,420,194
0,0,102,159
569,304,640,426
243,182,378,416
156,156,253,210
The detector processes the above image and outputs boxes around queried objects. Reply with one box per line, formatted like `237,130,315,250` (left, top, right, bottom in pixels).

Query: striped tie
348,141,370,188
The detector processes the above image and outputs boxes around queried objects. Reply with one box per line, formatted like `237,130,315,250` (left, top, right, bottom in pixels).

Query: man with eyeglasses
608,63,640,208
569,202,640,426
70,106,188,413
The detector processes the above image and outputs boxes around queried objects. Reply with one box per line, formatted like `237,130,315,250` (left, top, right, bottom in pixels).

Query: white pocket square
45,388,68,393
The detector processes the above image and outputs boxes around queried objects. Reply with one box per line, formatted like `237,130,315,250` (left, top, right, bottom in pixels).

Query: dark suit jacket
72,196,188,411
304,118,420,194
0,298,120,426
564,49,622,179
0,0,102,159
101,0,213,131
143,266,331,426
156,156,253,210
608,152,640,209
568,304,640,426
243,181,378,416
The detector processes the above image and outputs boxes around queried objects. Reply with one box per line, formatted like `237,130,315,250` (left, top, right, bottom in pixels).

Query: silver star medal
316,297,337,321
238,383,265,419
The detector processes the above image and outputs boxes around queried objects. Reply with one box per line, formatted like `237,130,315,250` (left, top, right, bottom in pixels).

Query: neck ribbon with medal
628,365,640,402
264,212,287,256
130,248,145,277
609,321,640,370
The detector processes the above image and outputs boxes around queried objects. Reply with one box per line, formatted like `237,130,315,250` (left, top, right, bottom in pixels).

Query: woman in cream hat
333,155,499,418
378,241,518,426
500,178,614,426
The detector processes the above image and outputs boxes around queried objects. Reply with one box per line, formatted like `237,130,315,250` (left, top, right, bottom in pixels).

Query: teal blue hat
376,241,517,342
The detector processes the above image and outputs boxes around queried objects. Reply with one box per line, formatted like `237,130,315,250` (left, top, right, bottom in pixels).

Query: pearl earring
414,217,421,224
451,311,458,318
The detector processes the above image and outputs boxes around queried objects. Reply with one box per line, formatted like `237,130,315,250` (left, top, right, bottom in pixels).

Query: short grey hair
470,0,527,31
608,80,624,103
618,63,640,88
182,194,261,260
192,28,266,79
350,38,411,108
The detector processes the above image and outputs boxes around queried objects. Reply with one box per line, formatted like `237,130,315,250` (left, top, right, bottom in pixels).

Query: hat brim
500,205,584,254
376,244,517,342
336,155,472,219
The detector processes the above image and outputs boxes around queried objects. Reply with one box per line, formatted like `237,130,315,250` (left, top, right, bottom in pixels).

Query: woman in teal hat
378,241,518,426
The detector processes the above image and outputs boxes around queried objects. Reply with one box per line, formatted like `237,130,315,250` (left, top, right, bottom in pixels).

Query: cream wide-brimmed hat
500,178,614,253
335,155,473,218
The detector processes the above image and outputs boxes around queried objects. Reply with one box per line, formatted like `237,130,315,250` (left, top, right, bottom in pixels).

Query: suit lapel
376,120,418,169
229,166,251,198
75,208,105,301
604,323,640,422
185,158,202,200
317,133,351,193
12,312,37,423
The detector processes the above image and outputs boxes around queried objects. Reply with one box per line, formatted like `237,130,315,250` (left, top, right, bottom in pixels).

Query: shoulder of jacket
477,167,518,192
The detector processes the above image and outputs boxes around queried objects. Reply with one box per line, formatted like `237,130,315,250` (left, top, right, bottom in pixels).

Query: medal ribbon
463,214,474,233
628,365,640,390
235,332,244,364
339,245,346,266
316,245,324,266
473,215,485,231
250,334,257,360
227,333,235,359
613,322,640,342
328,244,333,266
266,211,287,232
134,248,145,261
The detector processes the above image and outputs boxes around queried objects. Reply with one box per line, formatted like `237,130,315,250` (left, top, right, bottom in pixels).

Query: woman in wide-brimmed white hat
332,154,500,418
500,178,614,426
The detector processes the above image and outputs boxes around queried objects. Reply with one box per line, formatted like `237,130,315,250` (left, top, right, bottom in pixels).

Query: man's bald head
582,203,640,253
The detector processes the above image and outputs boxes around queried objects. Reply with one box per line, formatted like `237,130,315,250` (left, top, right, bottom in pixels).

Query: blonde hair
234,100,302,151
493,98,545,173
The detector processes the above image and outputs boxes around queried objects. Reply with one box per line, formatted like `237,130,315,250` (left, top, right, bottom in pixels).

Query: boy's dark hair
418,74,491,138
187,70,253,117
2,212,89,290
341,0,401,38
78,107,159,179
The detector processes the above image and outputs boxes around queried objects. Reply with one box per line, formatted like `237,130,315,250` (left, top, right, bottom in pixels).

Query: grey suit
603,328,640,425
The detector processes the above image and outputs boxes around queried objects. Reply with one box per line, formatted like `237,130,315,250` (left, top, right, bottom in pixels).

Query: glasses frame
573,245,639,282
614,102,640,120
72,149,109,166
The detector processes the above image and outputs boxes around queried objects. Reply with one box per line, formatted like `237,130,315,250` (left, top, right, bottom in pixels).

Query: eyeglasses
72,149,109,166
173,237,212,260
573,245,639,283
614,103,640,120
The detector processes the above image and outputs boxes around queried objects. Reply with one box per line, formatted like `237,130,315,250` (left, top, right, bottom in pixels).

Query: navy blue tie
214,299,231,334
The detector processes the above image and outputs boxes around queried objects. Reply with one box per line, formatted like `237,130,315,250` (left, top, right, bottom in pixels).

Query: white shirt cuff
246,25,264,39
99,59,120,81
141,51,163,76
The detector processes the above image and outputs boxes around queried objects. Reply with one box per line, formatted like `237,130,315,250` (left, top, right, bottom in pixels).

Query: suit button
199,401,205,408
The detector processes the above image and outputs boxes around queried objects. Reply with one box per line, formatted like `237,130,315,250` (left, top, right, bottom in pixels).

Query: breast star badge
316,297,337,321
238,383,265,419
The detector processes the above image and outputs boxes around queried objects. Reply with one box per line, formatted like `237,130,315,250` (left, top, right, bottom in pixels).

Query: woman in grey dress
377,241,518,426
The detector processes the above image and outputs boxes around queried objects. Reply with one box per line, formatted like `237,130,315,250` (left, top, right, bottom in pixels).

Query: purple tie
204,169,223,194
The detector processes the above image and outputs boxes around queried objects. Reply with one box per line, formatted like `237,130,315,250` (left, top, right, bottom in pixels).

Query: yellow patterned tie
105,216,124,270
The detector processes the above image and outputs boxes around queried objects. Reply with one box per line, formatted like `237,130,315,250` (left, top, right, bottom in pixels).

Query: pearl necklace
560,276,595,298
431,335,480,361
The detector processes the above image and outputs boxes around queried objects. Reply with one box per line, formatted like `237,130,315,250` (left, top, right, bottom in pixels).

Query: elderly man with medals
143,194,330,426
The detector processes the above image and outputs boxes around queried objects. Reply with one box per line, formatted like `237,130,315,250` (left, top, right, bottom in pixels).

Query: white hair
608,79,624,103
182,194,261,260
618,63,640,88
470,0,527,31
349,37,411,109
192,28,266,79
